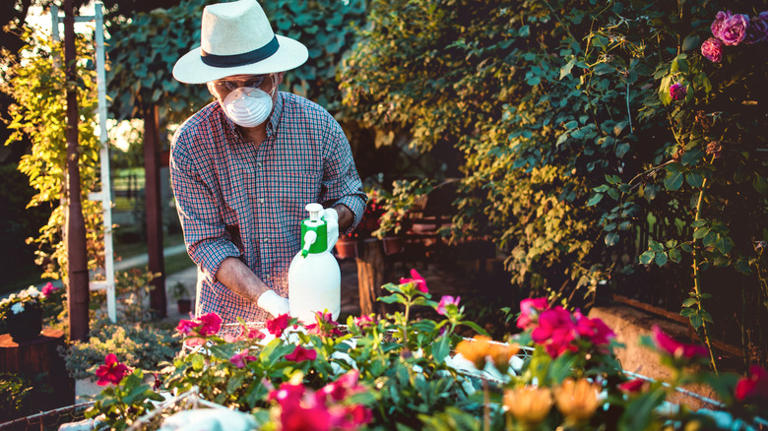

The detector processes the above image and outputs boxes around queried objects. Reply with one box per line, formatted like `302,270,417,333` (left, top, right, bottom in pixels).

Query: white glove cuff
257,290,286,312
323,207,339,221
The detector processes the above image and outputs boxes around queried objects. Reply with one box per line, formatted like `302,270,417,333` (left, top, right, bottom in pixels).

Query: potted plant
0,286,45,342
171,282,193,315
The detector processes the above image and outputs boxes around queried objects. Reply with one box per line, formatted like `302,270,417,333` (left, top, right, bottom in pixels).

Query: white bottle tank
288,203,341,324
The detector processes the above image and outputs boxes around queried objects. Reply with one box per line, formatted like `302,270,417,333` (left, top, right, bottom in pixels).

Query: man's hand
323,207,339,249
257,290,290,317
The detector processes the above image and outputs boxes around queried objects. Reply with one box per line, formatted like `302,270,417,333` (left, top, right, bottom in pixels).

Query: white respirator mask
215,75,276,128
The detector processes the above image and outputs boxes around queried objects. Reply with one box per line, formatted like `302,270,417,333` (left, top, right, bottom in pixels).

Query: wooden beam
143,104,167,317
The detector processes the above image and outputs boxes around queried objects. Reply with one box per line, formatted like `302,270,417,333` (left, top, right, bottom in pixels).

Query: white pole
94,2,117,323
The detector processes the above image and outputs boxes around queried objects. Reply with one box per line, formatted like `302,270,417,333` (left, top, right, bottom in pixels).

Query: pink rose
711,10,733,39
669,83,686,101
718,12,749,45
701,37,724,63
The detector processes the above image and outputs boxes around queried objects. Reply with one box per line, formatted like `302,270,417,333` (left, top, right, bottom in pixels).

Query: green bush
59,319,180,380
0,373,34,420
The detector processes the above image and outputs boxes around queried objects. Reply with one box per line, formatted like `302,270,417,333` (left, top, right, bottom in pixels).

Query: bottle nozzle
301,230,318,257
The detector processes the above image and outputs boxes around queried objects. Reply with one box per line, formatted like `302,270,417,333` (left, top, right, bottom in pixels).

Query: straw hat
173,0,308,84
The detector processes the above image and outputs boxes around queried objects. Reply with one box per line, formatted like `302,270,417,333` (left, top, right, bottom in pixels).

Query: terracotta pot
6,305,43,342
177,299,193,315
334,237,359,259
382,237,404,255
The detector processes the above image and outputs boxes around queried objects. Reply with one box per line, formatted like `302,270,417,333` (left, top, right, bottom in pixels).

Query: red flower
517,297,549,329
95,353,130,386
436,295,461,316
619,378,646,394
317,370,364,402
735,365,768,403
229,350,257,368
651,325,707,359
266,313,291,337
197,313,222,336
574,313,615,346
331,404,373,429
531,306,578,358
268,382,306,406
400,268,428,293
41,282,59,297
285,345,317,362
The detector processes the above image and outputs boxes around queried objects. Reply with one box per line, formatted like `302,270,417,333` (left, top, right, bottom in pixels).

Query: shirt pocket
275,172,322,221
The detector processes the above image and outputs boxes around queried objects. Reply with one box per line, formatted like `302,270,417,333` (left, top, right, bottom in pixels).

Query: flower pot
177,299,193,315
6,305,43,342
334,237,359,259
382,237,404,255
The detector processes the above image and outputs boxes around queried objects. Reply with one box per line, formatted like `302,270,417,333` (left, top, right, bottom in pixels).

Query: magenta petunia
531,306,578,358
229,350,257,369
266,313,291,337
95,353,130,386
517,297,549,330
354,314,376,328
735,365,768,402
436,295,460,316
41,282,59,297
619,378,646,394
574,313,616,346
651,325,707,359
197,312,222,336
701,37,724,63
176,318,200,335
285,345,317,362
400,268,428,293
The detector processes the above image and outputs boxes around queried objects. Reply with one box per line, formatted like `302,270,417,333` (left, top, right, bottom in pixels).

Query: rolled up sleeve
170,137,241,284
320,122,367,233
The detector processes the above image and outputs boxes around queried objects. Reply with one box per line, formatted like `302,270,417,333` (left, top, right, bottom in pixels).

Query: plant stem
483,379,490,431
692,154,718,374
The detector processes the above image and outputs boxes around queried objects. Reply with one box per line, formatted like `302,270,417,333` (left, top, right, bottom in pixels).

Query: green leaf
378,294,402,304
432,336,450,363
664,170,684,191
639,250,655,265
618,390,666,431
615,142,630,158
686,172,704,189
654,252,668,266
604,232,619,246
682,298,697,307
587,193,604,206
559,58,576,80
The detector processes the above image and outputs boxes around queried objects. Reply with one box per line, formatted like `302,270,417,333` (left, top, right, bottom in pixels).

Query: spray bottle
288,203,341,324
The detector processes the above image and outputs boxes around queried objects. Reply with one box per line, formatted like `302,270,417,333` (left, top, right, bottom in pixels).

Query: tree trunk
355,239,388,315
64,0,89,342
143,104,167,317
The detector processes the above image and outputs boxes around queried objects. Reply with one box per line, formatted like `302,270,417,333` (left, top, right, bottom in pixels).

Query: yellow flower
504,386,553,425
455,336,492,369
554,378,601,424
455,336,519,373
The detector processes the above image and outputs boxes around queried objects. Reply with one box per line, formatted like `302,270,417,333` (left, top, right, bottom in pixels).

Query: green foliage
1,29,104,281
339,0,768,363
60,319,180,380
85,369,164,430
0,373,34,420
106,0,367,123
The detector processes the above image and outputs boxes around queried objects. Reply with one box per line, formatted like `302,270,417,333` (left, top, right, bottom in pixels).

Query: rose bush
84,271,767,430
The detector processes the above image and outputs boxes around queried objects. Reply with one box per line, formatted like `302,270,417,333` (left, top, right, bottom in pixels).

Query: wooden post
64,0,89,341
355,239,389,315
143,104,167,317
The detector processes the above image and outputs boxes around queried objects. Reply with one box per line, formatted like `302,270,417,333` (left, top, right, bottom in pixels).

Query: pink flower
229,350,257,369
701,37,724,63
266,313,291,337
197,313,222,336
354,314,375,328
531,306,578,358
317,370,364,403
619,378,646,394
306,312,343,337
400,269,428,293
332,404,373,429
735,365,768,402
436,295,460,316
95,353,130,386
176,318,200,335
285,345,317,362
574,313,615,346
669,83,686,101
717,12,749,46
651,325,707,359
517,297,549,329
268,382,306,406
41,282,59,297
711,10,733,39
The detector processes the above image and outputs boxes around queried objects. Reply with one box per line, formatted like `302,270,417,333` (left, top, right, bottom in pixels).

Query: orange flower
504,386,553,425
554,378,601,424
455,336,519,373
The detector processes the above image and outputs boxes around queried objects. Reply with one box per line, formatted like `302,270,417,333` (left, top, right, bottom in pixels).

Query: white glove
323,207,339,249
256,290,290,317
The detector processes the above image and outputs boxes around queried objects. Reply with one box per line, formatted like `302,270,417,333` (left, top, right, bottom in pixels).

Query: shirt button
258,198,265,204
257,162,263,168
262,237,269,243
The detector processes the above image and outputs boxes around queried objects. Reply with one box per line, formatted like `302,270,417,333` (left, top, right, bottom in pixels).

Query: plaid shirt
170,92,366,323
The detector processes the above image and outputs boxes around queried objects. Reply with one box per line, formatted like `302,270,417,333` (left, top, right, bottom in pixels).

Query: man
169,0,366,323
